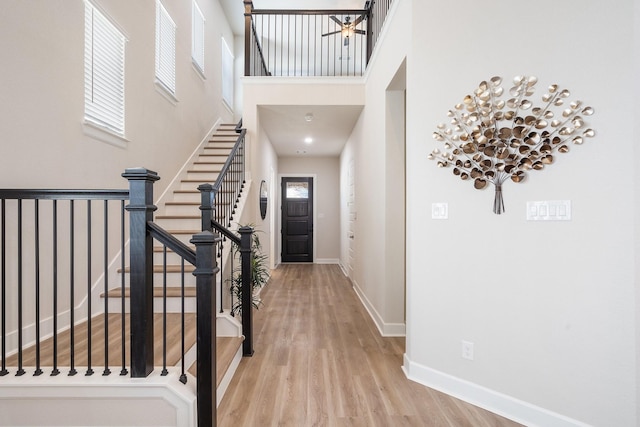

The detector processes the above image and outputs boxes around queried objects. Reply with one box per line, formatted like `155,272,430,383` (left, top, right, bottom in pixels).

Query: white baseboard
402,354,591,427
351,279,405,337
315,258,339,264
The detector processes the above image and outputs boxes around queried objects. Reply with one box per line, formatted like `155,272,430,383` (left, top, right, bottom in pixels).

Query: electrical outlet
462,340,474,360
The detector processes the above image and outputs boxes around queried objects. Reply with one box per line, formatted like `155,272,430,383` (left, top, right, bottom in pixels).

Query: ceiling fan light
341,27,354,38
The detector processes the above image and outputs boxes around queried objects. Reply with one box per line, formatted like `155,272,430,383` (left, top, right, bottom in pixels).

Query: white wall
337,0,410,337
0,0,234,191
401,0,637,426
279,156,341,263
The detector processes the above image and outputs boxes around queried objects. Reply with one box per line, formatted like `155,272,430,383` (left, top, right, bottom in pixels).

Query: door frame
277,173,317,265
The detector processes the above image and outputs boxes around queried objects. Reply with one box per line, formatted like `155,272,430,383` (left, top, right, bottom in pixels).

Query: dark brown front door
281,177,313,262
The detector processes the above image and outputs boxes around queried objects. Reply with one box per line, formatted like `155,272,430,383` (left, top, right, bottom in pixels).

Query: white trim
315,258,339,264
0,368,196,427
154,78,179,104
191,58,207,80
351,278,406,337
402,355,591,427
83,119,129,148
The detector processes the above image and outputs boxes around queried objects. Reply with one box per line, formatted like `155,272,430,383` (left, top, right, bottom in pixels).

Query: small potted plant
229,226,270,316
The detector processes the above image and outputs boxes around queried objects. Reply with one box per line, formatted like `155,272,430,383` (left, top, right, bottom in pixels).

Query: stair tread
173,189,237,194
189,336,244,388
1,313,243,390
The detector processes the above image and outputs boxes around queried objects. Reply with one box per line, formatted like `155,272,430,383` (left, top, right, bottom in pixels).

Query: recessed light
304,137,313,144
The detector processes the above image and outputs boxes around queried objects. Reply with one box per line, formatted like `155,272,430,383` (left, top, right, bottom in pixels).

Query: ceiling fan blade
329,15,343,26
353,14,366,26
354,29,366,35
322,30,341,37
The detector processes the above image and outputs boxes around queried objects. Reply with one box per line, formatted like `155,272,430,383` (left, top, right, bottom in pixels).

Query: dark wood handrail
212,128,246,194
211,218,241,246
251,8,367,15
147,221,196,265
0,189,129,200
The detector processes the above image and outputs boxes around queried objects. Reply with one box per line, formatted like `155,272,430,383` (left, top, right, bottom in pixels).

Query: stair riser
106,296,197,313
202,149,233,156
155,217,201,229
171,192,201,203
116,271,199,286
180,181,209,191
163,204,200,216
153,250,196,265
191,163,225,172
185,171,221,181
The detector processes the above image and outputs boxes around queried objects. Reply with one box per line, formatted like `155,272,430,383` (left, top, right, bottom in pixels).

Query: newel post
198,183,215,232
122,167,160,377
238,226,254,356
191,231,219,427
244,1,253,76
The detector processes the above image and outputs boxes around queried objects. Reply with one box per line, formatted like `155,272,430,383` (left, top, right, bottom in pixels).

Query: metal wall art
429,75,595,214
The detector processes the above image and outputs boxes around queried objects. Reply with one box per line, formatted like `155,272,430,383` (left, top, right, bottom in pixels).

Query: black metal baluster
86,200,94,376
34,199,43,376
294,14,297,75
179,257,186,384
161,246,168,376
230,243,235,317
103,200,110,376
219,244,224,314
69,200,76,376
52,200,60,376
119,199,127,376
0,199,7,377
16,199,24,376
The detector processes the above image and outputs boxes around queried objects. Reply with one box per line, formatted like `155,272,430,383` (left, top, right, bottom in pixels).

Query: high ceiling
221,0,367,157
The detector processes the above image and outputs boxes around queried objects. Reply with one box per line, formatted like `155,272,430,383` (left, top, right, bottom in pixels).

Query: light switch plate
527,200,571,221
432,202,448,219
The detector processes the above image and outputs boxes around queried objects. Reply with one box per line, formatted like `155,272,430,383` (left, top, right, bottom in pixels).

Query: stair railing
199,120,255,356
123,167,218,426
206,124,246,231
0,168,220,427
243,0,394,77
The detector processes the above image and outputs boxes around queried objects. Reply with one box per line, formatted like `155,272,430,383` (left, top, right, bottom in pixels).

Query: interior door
281,177,313,262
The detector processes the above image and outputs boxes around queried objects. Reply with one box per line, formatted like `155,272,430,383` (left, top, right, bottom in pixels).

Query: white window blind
156,0,176,94
192,1,205,73
84,1,125,136
222,38,234,108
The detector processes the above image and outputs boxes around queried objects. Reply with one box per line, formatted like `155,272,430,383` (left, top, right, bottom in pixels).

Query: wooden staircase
102,123,246,400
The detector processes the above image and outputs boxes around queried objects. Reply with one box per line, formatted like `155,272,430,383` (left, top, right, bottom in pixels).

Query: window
221,37,234,108
286,182,309,199
192,1,205,74
84,1,126,137
155,0,176,95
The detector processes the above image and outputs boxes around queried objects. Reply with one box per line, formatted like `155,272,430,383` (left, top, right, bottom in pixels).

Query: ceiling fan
322,15,366,46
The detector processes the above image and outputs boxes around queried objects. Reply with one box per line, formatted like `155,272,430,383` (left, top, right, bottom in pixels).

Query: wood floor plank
217,264,522,426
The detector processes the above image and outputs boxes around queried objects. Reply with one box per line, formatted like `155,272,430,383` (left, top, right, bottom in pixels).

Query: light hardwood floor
217,264,522,426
